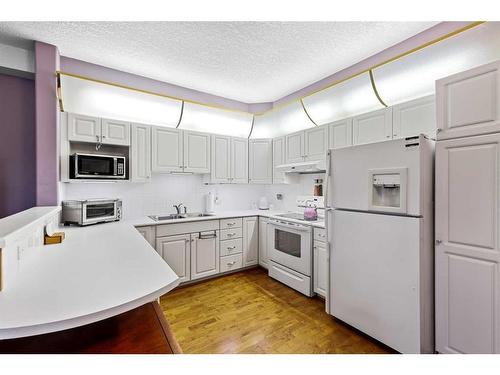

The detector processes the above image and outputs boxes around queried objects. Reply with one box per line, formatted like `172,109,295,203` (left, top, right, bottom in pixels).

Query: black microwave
70,153,127,179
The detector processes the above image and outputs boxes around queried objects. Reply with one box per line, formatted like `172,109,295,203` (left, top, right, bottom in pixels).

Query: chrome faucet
173,203,187,214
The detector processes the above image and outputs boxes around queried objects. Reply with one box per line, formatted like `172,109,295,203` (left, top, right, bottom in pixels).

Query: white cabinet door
437,61,500,140
157,234,191,283
258,217,269,269
101,118,131,145
68,113,101,143
131,123,151,182
352,107,393,145
313,240,327,297
231,137,248,184
183,130,211,173
328,118,353,149
272,136,286,184
136,225,156,248
249,139,273,184
152,127,183,173
436,133,500,353
191,231,220,280
242,216,259,267
211,135,231,183
393,95,436,139
285,131,304,163
304,126,328,161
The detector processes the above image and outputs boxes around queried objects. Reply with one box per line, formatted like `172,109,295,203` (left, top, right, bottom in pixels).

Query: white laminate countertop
0,206,61,247
0,220,180,339
128,210,325,229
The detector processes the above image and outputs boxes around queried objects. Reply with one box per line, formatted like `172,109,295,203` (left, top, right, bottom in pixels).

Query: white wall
264,173,326,211
61,174,267,219
61,173,326,219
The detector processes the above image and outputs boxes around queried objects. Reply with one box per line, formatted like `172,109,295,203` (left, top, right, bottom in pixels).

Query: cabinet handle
227,261,236,266
227,233,236,237
436,240,442,245
227,246,236,250
227,222,236,226
95,135,99,142
185,239,190,243
102,135,106,139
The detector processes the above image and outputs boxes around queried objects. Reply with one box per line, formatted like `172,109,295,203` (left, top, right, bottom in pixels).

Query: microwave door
75,155,115,178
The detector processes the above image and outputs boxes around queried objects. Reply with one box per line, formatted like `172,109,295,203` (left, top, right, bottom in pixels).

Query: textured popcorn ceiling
0,22,437,102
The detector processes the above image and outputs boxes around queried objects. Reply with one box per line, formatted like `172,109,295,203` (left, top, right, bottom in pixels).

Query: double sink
148,212,214,222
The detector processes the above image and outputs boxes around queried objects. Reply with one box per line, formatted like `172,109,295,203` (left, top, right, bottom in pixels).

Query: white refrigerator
325,135,435,353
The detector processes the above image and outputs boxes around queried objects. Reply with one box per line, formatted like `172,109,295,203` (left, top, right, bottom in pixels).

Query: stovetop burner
275,212,320,222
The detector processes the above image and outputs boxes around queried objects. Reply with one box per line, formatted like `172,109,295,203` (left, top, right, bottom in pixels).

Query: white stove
267,196,324,297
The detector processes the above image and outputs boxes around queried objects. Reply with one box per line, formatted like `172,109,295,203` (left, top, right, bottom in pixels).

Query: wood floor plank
160,268,395,354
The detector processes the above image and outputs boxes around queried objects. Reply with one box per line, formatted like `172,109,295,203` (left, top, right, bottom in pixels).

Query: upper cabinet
285,126,328,164
152,127,211,174
209,136,248,183
328,118,352,149
392,95,436,139
352,107,393,145
131,123,152,182
285,131,305,163
231,137,249,183
101,118,131,146
304,126,329,161
68,113,130,146
68,113,102,143
183,130,211,174
210,135,231,183
437,61,500,140
152,127,183,173
272,137,286,184
249,139,273,184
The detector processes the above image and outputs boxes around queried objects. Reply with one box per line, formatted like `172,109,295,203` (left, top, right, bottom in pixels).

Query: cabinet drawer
220,238,243,256
314,227,326,242
220,254,243,273
220,218,243,229
220,227,243,241
269,261,312,296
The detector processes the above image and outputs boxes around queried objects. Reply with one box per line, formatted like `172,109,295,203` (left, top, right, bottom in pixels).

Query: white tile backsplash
61,173,326,219
61,174,267,219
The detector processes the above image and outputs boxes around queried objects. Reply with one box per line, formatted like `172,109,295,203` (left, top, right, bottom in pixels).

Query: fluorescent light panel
60,75,182,127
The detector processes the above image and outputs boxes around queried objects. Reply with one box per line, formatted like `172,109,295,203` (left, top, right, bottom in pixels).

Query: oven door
82,200,118,225
269,220,312,276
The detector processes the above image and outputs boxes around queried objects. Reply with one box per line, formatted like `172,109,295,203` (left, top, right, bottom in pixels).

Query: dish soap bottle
313,179,323,196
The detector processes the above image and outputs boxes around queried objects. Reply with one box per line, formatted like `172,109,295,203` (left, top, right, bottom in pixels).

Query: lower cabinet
136,225,156,248
191,231,220,280
243,217,259,267
313,239,328,297
258,217,269,269
156,234,191,283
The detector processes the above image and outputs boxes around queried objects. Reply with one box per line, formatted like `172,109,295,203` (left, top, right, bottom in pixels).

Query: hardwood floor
160,267,394,354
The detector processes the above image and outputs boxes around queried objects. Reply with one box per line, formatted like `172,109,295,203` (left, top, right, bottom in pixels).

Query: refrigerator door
329,135,433,216
330,209,433,353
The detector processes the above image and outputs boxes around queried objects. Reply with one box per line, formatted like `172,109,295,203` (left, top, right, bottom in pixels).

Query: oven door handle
269,220,310,232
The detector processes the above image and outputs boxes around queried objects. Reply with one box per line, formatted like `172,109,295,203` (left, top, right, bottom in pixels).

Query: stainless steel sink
148,213,214,221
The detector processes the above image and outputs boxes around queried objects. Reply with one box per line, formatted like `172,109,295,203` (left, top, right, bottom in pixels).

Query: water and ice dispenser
368,168,407,214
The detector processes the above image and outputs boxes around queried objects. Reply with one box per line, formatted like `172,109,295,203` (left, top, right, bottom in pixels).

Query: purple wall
35,42,60,206
0,73,36,218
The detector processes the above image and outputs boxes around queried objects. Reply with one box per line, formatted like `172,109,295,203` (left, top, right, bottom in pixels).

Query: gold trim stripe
56,73,64,112
369,70,388,108
247,115,256,138
300,98,319,126
175,100,185,129
57,21,484,117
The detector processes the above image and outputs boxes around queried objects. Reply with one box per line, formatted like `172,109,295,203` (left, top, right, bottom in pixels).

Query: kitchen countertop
0,218,180,340
0,206,61,247
128,210,325,229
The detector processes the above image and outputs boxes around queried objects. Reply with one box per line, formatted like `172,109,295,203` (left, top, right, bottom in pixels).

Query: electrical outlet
276,193,283,201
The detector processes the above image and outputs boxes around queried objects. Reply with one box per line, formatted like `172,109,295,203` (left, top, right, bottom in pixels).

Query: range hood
275,160,326,174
